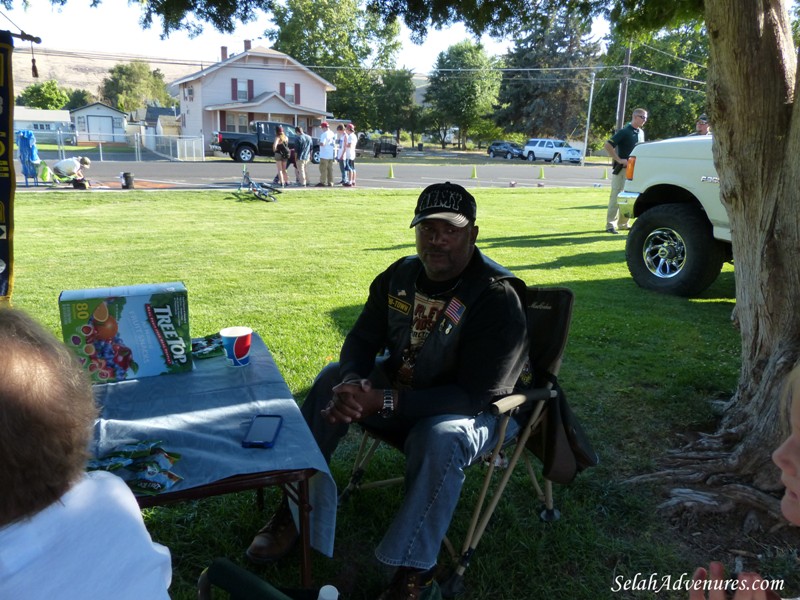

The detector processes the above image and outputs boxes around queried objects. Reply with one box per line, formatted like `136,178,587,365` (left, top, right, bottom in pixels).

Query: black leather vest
384,249,525,388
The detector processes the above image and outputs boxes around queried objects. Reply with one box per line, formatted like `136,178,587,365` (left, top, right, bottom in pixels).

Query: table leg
283,479,312,588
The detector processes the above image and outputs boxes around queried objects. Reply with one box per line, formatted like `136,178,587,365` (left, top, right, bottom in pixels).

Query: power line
628,77,706,94
639,42,707,70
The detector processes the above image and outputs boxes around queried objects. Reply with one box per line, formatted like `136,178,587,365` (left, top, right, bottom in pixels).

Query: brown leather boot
246,498,298,563
377,566,439,600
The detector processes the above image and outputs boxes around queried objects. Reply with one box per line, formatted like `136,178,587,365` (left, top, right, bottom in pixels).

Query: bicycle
235,165,281,202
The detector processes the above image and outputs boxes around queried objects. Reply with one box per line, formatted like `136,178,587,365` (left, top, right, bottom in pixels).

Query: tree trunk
703,0,800,489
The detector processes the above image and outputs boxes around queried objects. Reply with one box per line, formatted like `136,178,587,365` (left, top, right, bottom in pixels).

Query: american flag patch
444,297,466,324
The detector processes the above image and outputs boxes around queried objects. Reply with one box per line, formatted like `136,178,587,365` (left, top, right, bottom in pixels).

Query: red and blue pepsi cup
220,326,252,367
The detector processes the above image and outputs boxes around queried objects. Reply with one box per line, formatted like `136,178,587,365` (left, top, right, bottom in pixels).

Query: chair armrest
490,388,554,416
205,558,294,600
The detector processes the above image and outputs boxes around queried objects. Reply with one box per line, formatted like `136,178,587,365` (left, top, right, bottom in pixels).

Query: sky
0,0,524,74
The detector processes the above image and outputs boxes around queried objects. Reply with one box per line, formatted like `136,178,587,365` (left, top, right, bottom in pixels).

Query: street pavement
15,153,614,192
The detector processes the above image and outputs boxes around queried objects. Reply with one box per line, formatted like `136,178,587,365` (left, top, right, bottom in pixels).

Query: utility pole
615,43,632,130
581,70,596,167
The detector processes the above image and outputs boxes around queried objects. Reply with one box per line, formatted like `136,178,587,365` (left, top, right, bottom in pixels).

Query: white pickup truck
617,135,732,296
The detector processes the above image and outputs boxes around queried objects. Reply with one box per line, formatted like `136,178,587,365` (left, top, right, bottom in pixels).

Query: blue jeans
338,159,348,183
300,362,520,570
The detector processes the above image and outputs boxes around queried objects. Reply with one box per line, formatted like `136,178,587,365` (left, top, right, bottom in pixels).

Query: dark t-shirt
608,123,643,160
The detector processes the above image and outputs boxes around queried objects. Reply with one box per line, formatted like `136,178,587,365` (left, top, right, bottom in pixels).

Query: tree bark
703,0,800,489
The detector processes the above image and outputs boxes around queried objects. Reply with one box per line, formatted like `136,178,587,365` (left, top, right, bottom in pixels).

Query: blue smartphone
242,414,283,448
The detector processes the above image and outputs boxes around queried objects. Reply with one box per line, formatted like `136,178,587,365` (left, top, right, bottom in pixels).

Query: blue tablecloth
92,333,336,556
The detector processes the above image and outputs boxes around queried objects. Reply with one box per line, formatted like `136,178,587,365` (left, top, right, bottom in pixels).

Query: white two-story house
172,41,336,150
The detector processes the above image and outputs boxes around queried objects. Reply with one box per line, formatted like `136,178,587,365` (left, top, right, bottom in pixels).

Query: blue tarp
17,129,40,183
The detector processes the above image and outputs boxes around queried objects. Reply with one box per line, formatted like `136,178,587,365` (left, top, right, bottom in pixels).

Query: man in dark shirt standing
604,108,648,234
246,182,529,599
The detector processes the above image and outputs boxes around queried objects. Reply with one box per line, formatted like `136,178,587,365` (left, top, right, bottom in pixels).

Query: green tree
64,89,95,111
16,79,69,110
425,41,501,148
266,0,401,130
374,69,415,137
591,25,708,142
468,117,508,149
495,8,600,139
100,61,177,113
401,104,432,148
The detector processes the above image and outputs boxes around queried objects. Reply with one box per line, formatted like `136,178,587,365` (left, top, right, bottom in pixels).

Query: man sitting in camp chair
246,182,529,600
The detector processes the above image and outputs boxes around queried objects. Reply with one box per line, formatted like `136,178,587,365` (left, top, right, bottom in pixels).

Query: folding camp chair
198,557,320,600
338,286,590,597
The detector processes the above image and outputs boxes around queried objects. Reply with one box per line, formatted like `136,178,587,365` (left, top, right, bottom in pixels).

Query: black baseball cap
410,182,477,228
697,114,709,123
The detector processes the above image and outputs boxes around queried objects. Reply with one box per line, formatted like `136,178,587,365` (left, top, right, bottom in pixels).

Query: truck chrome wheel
642,228,686,279
626,203,725,297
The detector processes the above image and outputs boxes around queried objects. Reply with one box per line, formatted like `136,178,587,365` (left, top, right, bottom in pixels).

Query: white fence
42,131,205,162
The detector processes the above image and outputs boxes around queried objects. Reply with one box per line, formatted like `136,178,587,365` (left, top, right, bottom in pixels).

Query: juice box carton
59,282,192,383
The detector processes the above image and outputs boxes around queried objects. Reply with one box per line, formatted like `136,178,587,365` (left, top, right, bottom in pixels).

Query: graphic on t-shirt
396,292,446,386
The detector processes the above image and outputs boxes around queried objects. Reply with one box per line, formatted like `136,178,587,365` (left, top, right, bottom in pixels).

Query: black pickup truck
210,121,320,164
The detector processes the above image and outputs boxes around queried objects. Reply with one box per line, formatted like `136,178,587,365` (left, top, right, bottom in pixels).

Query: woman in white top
0,309,172,600
343,123,358,187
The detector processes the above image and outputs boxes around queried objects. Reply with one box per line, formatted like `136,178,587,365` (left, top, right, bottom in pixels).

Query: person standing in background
603,108,647,234
342,123,358,187
317,122,335,187
336,124,349,185
273,126,290,188
295,127,313,187
690,114,711,136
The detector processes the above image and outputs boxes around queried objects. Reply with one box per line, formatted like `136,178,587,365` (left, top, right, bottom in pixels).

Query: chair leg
338,432,382,504
540,479,561,522
197,568,213,600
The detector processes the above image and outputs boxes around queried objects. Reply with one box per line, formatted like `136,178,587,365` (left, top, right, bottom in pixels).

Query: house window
33,123,52,131
237,80,249,101
113,117,123,128
282,83,295,103
76,116,86,131
226,113,249,133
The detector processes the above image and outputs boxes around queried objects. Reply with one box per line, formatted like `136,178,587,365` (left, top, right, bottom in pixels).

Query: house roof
203,91,329,118
145,106,179,125
171,45,336,92
14,106,71,122
70,102,128,116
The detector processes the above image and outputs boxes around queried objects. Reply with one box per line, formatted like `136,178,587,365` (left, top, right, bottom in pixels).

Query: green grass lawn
9,186,758,599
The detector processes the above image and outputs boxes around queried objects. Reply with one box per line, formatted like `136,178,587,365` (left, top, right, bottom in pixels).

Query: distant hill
12,46,209,98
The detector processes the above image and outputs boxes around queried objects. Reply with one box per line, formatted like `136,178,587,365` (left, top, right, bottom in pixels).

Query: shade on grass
9,187,753,600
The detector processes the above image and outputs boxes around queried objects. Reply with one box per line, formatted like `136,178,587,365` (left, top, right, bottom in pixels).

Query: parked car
356,135,401,158
487,141,524,159
522,138,582,163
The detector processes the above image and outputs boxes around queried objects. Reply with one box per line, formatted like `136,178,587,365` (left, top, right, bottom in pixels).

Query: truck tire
505,152,513,160
311,148,320,164
489,150,496,158
626,203,725,297
235,146,256,163
527,152,536,161
552,153,562,164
